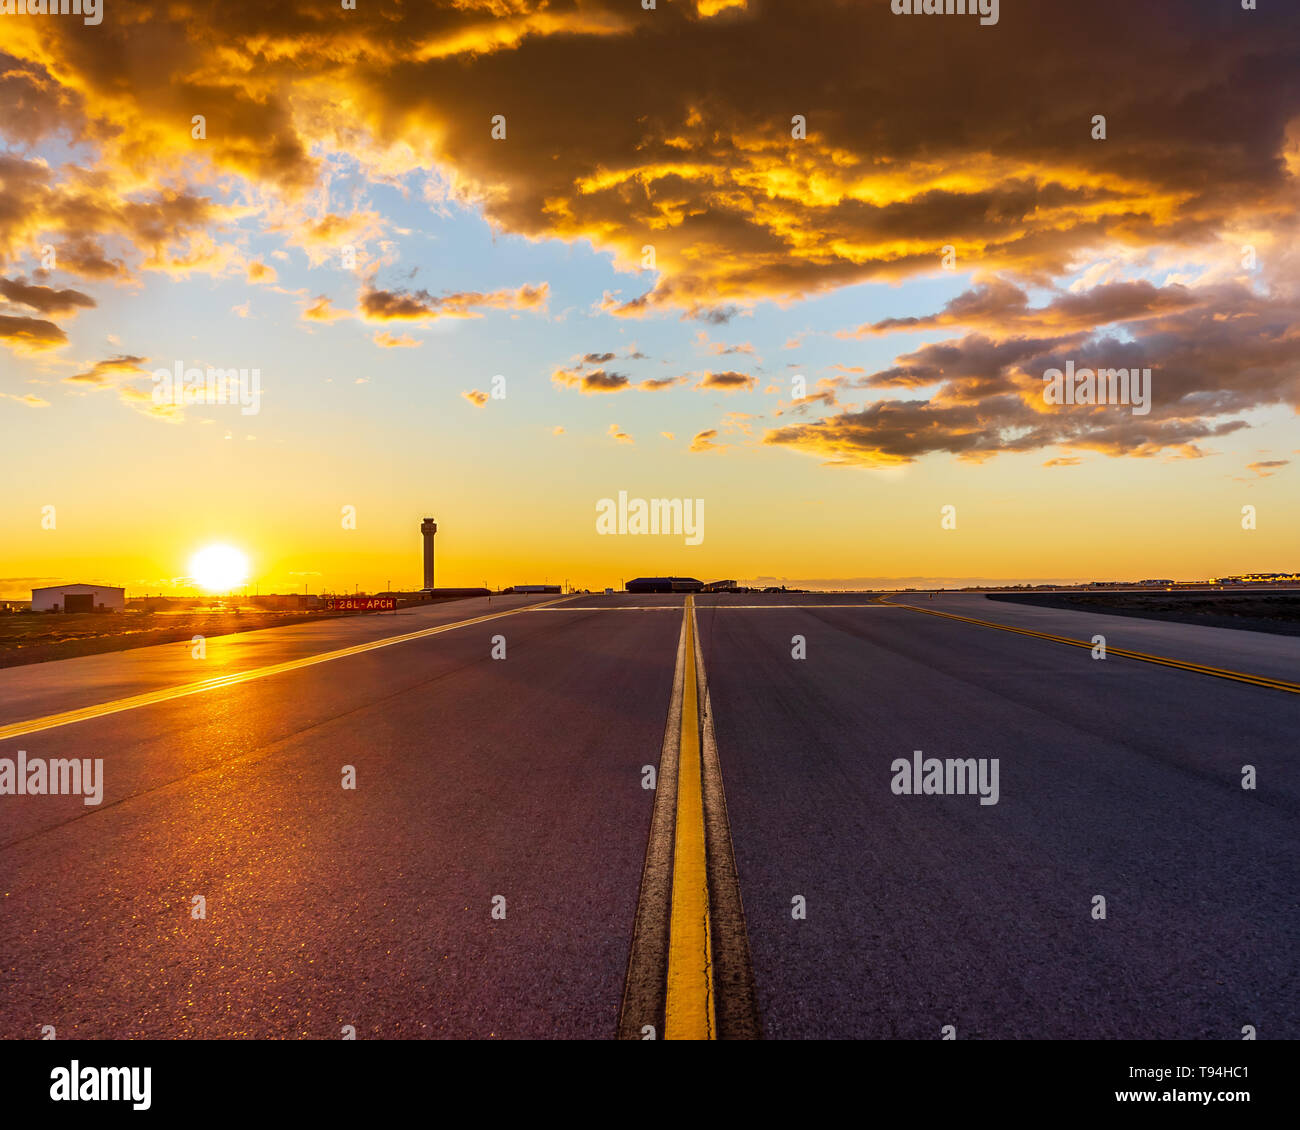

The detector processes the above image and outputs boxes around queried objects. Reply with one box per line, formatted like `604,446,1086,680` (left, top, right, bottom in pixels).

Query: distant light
190,545,249,592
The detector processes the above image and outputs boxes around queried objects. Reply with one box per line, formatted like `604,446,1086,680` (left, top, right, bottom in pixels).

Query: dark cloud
696,370,757,392
0,55,86,146
359,283,547,322
1245,459,1289,477
0,313,66,351
6,1,1293,311
0,154,220,279
552,367,630,393
843,278,1202,338
65,355,148,385
765,280,1300,465
5,0,1299,463
0,276,95,316
49,236,126,280
764,397,1249,467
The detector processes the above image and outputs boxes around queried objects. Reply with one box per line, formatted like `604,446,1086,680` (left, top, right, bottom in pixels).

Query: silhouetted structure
626,577,704,593
421,517,437,590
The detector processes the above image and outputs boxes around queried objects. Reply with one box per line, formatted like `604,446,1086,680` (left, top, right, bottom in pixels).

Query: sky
1,0,1298,597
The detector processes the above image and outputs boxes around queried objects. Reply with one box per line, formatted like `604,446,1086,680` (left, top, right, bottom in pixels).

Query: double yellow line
883,597,1300,694
619,596,760,1040
664,596,715,1038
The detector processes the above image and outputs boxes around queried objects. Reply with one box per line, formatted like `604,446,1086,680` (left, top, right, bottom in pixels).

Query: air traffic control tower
420,518,437,590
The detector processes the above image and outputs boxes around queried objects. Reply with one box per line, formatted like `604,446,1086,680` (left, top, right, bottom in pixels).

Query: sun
190,544,250,592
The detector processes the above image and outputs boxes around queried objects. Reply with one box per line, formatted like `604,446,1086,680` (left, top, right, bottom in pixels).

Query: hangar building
625,577,704,594
31,583,126,613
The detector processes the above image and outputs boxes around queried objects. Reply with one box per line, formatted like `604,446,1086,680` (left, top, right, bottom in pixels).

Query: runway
1,592,1295,1038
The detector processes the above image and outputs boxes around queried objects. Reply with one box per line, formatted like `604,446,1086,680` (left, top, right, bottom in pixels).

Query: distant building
249,594,311,611
504,585,561,594
626,577,704,593
32,583,125,613
702,579,738,592
1214,573,1300,584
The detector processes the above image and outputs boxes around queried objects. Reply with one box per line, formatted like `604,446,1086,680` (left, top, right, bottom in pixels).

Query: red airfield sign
326,597,396,612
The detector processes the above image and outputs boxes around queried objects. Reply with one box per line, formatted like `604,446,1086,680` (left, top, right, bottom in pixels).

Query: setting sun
189,545,250,593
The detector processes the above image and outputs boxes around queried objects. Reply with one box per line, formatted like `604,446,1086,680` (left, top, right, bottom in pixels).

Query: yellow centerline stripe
883,598,1300,693
0,598,571,742
664,595,716,1040
527,604,895,610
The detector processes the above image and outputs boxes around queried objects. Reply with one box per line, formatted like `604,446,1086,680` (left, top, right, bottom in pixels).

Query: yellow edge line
664,595,716,1040
882,598,1300,693
0,598,572,742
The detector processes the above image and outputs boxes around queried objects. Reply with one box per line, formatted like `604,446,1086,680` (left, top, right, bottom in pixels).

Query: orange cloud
2,0,1295,325
360,283,548,323
689,429,726,453
61,354,181,421
696,370,756,393
373,330,421,348
1246,459,1289,478
4,0,1298,472
65,355,149,386
637,376,687,391
0,391,51,408
302,295,349,323
246,260,278,284
695,330,756,356
0,313,66,353
553,367,629,394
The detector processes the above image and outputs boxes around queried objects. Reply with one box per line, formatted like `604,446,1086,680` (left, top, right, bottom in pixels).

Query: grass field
987,590,1300,637
0,608,359,668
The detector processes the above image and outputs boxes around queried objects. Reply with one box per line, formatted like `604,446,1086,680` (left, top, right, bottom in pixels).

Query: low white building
31,583,126,613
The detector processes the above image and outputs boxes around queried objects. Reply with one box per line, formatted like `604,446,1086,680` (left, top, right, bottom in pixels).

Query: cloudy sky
2,0,1298,595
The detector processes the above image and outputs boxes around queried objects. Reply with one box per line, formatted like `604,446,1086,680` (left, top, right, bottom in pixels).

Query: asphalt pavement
1,593,1295,1038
